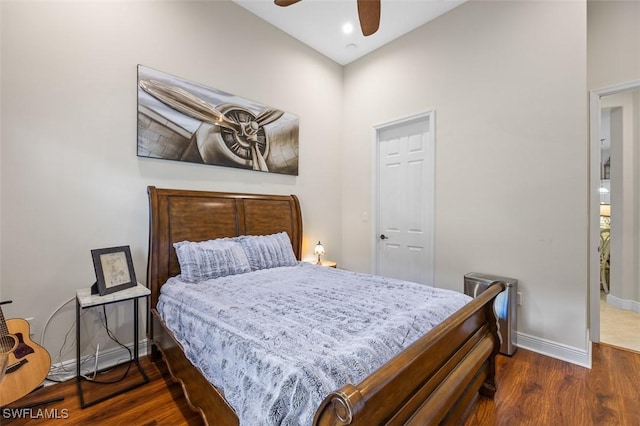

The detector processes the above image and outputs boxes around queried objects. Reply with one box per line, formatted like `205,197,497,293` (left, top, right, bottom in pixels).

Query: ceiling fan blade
274,0,302,6
357,0,380,36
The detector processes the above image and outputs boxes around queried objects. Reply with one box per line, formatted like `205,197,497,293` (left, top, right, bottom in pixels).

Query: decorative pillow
239,232,298,270
173,239,251,283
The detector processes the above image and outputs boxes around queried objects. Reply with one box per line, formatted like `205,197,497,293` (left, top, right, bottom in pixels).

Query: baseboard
515,332,591,368
605,294,640,313
46,339,149,384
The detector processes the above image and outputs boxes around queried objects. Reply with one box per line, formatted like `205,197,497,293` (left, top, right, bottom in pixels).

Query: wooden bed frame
146,186,505,426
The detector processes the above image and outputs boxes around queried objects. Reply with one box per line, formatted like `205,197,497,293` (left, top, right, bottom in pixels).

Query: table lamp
314,241,325,265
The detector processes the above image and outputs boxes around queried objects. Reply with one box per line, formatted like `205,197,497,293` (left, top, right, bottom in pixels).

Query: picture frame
91,246,137,296
137,65,299,176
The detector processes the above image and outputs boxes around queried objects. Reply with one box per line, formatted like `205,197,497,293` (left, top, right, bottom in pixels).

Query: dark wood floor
2,357,201,425
462,343,640,425
3,344,640,425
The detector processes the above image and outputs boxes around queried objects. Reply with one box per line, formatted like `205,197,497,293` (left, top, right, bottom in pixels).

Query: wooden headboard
146,186,303,311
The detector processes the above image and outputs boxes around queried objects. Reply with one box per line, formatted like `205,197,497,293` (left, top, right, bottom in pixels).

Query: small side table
76,284,150,408
307,260,337,268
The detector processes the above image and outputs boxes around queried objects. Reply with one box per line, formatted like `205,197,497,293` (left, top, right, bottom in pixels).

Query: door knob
380,234,388,240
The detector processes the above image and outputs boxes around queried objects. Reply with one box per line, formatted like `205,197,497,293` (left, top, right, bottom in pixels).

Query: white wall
588,0,640,90
0,1,343,365
342,1,590,355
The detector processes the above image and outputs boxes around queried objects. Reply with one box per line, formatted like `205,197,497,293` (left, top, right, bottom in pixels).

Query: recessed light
346,43,357,51
342,22,354,34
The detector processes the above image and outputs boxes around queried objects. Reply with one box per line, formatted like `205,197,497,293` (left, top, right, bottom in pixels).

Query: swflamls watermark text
2,408,70,420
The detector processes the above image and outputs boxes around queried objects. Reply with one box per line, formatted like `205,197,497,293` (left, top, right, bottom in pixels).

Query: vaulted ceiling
233,0,467,65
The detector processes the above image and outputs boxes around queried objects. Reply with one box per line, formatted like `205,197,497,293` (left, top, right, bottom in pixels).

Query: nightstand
75,284,150,408
307,260,337,268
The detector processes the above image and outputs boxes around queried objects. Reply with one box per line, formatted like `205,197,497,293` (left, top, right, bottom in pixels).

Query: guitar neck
0,306,18,353
0,306,10,338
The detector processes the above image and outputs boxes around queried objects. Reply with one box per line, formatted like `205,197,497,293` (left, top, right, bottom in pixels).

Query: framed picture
137,65,299,176
91,246,137,296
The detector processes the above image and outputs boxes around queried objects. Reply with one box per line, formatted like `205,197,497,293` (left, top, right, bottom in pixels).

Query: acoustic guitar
0,301,51,406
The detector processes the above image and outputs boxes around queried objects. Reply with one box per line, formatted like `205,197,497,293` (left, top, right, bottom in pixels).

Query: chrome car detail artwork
137,65,299,175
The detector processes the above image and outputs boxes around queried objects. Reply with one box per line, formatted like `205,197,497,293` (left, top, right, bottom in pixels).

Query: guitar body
0,318,51,406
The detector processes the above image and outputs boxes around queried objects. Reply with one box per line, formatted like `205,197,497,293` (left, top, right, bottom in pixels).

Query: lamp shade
314,241,325,256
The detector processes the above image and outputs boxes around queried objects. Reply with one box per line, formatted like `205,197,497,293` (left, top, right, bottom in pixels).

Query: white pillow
173,239,251,283
238,232,297,270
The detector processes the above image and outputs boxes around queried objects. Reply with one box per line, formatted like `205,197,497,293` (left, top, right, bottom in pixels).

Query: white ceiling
233,0,467,65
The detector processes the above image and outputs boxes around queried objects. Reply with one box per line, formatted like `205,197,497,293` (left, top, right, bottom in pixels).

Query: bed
146,186,505,425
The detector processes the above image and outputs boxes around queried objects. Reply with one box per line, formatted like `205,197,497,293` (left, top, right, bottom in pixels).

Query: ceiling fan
274,0,381,36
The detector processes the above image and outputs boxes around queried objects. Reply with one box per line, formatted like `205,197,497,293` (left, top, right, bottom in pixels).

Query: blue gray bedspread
157,262,471,425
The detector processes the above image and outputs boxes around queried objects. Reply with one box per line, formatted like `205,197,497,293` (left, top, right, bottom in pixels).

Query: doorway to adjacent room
589,81,640,350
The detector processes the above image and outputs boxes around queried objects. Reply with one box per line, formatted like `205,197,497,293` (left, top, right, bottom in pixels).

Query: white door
375,112,435,285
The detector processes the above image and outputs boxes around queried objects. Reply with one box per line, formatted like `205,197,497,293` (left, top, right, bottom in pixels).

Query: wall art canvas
137,65,299,175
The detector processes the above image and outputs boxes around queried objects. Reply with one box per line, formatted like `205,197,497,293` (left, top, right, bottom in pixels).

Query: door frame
372,110,435,282
589,79,640,343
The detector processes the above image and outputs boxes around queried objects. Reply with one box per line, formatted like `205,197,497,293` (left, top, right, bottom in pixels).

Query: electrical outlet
517,292,523,306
